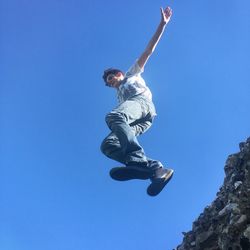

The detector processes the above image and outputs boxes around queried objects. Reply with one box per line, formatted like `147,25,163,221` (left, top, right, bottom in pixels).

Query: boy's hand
160,6,172,24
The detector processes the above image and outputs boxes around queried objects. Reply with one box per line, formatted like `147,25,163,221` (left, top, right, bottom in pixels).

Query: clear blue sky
1,0,250,249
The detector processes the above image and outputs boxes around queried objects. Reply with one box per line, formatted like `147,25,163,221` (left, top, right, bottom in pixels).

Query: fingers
160,7,164,15
160,6,172,23
164,6,172,17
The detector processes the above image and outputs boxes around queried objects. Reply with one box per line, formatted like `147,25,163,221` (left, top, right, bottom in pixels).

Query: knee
100,137,115,157
100,139,109,156
100,134,121,158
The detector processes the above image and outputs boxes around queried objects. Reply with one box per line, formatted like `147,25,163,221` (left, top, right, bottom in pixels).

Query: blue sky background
1,0,250,249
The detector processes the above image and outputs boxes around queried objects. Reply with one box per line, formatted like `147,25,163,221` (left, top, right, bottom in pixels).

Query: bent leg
105,100,148,165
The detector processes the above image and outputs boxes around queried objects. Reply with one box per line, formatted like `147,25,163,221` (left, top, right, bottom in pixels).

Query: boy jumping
101,6,174,196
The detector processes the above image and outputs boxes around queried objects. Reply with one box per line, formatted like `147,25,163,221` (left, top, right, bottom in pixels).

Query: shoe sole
147,169,174,196
110,166,152,181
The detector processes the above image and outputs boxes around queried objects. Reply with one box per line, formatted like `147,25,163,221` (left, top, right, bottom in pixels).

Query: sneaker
147,168,174,196
109,164,152,181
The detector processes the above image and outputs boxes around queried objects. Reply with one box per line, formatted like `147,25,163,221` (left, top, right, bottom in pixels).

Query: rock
234,181,243,189
190,241,196,247
243,225,250,239
176,137,250,250
218,203,240,216
235,215,247,227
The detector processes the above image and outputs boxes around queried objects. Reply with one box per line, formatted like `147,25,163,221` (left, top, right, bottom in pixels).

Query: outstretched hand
160,6,172,24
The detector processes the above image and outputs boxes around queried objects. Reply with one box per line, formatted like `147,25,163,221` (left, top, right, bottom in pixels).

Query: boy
101,6,174,196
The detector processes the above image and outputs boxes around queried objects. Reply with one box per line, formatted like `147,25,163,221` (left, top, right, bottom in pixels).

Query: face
106,72,124,88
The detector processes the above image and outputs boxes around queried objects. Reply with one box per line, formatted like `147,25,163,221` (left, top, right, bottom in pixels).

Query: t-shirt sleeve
125,60,144,77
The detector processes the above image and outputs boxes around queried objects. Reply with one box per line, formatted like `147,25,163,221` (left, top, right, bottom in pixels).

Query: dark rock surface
176,137,250,250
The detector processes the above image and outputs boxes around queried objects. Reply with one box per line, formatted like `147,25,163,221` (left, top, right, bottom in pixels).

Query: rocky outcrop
176,137,250,250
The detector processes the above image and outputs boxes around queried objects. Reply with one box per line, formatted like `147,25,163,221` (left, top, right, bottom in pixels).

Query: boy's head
103,68,125,88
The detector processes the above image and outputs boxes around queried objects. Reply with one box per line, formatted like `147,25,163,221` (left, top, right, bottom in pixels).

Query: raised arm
137,6,172,70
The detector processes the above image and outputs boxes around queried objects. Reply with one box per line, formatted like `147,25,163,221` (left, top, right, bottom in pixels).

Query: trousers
100,95,157,166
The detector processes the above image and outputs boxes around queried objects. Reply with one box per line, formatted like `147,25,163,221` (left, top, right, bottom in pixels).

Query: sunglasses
107,74,115,83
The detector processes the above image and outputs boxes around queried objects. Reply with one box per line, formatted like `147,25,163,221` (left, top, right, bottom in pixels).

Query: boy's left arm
137,6,172,70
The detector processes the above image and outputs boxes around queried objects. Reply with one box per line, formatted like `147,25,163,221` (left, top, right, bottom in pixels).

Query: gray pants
100,95,157,166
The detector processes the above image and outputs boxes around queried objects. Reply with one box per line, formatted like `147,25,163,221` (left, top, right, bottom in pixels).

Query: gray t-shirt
117,61,152,103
